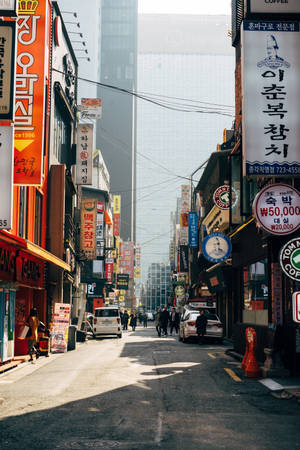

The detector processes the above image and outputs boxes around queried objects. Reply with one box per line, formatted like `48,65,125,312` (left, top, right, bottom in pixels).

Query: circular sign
213,185,230,210
279,238,300,281
202,232,232,263
175,285,185,297
253,184,300,235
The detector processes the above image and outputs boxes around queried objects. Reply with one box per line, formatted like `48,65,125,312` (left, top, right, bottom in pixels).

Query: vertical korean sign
0,126,13,229
0,22,16,120
242,21,300,176
76,123,93,185
96,202,104,258
113,194,121,237
14,0,48,185
50,303,71,353
188,212,198,248
105,258,114,283
80,198,97,259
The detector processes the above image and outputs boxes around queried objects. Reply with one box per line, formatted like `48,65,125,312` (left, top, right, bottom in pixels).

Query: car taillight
187,321,195,326
117,317,120,324
94,318,97,324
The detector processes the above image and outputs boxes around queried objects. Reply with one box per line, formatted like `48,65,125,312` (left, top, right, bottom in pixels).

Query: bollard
245,327,261,378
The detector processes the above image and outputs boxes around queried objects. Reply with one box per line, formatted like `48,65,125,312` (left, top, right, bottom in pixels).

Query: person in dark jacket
160,306,169,336
130,311,137,331
123,310,129,330
155,308,161,337
196,309,207,344
169,307,180,335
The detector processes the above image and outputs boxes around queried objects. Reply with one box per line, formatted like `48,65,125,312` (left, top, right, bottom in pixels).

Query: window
34,190,43,246
53,106,71,163
95,308,118,317
243,259,268,325
18,186,28,238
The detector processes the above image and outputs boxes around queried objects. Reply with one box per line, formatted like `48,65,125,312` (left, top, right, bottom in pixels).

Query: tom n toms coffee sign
213,185,230,210
254,184,300,235
249,0,300,14
279,238,300,281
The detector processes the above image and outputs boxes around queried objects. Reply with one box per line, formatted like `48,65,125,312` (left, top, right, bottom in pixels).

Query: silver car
179,310,223,343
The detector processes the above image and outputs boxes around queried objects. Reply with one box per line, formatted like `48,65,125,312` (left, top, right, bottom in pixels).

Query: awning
26,242,71,271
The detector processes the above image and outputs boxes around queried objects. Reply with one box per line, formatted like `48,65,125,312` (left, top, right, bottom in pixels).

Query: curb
225,348,243,361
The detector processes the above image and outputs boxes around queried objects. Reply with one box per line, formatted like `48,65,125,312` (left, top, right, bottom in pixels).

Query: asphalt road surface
0,326,299,450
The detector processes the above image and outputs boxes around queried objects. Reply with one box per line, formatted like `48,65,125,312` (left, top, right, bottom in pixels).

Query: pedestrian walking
26,307,41,361
120,310,124,327
123,310,129,330
138,312,143,325
169,307,180,335
155,308,161,337
130,311,137,331
196,309,207,344
160,306,169,336
143,312,148,328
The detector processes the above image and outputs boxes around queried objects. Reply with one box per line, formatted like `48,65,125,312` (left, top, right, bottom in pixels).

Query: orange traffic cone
241,330,249,370
245,343,261,378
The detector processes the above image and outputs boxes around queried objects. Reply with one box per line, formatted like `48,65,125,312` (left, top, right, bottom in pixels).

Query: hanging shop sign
96,205,104,258
279,238,300,282
0,22,16,120
0,0,18,16
113,195,121,215
213,185,230,210
0,125,13,229
242,21,300,177
202,232,232,263
80,198,97,260
105,258,114,283
249,0,300,14
292,292,300,324
179,245,188,273
202,205,229,235
75,123,93,185
117,274,129,290
188,212,198,248
14,0,49,185
79,98,102,120
253,184,300,235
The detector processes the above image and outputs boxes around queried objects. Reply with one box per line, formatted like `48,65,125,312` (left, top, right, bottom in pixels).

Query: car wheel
117,333,122,339
92,333,96,339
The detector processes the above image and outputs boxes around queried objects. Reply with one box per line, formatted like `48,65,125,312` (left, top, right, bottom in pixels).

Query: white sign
75,124,93,185
293,292,300,323
253,184,300,235
250,0,300,14
242,21,300,176
0,0,17,16
79,98,102,120
0,126,13,229
0,23,16,119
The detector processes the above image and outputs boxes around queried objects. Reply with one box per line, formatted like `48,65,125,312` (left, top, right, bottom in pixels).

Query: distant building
145,263,171,311
137,14,235,280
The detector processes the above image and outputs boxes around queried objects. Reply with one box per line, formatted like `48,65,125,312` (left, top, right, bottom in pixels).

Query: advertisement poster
50,303,71,354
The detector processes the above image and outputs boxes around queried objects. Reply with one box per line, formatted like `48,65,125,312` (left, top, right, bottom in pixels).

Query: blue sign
188,212,198,248
202,232,232,263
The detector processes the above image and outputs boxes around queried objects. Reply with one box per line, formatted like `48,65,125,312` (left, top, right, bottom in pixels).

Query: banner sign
119,241,134,278
79,98,102,120
179,245,188,273
249,0,300,14
202,232,232,263
113,214,120,236
0,126,13,229
50,303,71,354
105,258,114,283
113,195,121,214
117,273,129,290
96,207,104,258
0,22,16,120
76,123,93,185
14,0,49,185
181,185,190,213
242,21,300,176
279,237,300,281
0,0,18,16
80,198,97,260
254,184,300,235
188,212,198,248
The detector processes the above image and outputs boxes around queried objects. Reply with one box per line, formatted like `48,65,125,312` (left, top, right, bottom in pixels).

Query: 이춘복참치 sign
253,184,300,235
279,238,300,282
242,21,300,176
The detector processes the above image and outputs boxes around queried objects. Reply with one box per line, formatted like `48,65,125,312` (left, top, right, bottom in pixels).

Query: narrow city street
0,326,299,450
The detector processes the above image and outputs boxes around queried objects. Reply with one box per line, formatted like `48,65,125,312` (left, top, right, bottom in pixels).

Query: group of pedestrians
120,310,137,331
155,306,180,337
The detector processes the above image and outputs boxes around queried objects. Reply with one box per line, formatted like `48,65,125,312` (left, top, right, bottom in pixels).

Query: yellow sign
202,205,229,235
113,195,121,214
120,290,126,295
135,268,141,278
119,296,124,301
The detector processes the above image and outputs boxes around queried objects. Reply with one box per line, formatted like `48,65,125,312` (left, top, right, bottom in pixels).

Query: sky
138,0,231,15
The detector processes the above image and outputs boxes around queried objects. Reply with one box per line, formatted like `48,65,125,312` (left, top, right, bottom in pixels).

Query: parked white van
93,306,122,338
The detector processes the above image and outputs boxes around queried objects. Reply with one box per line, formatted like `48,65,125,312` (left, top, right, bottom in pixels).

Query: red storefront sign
16,250,44,288
0,241,16,282
105,258,114,283
14,0,50,185
113,213,120,236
